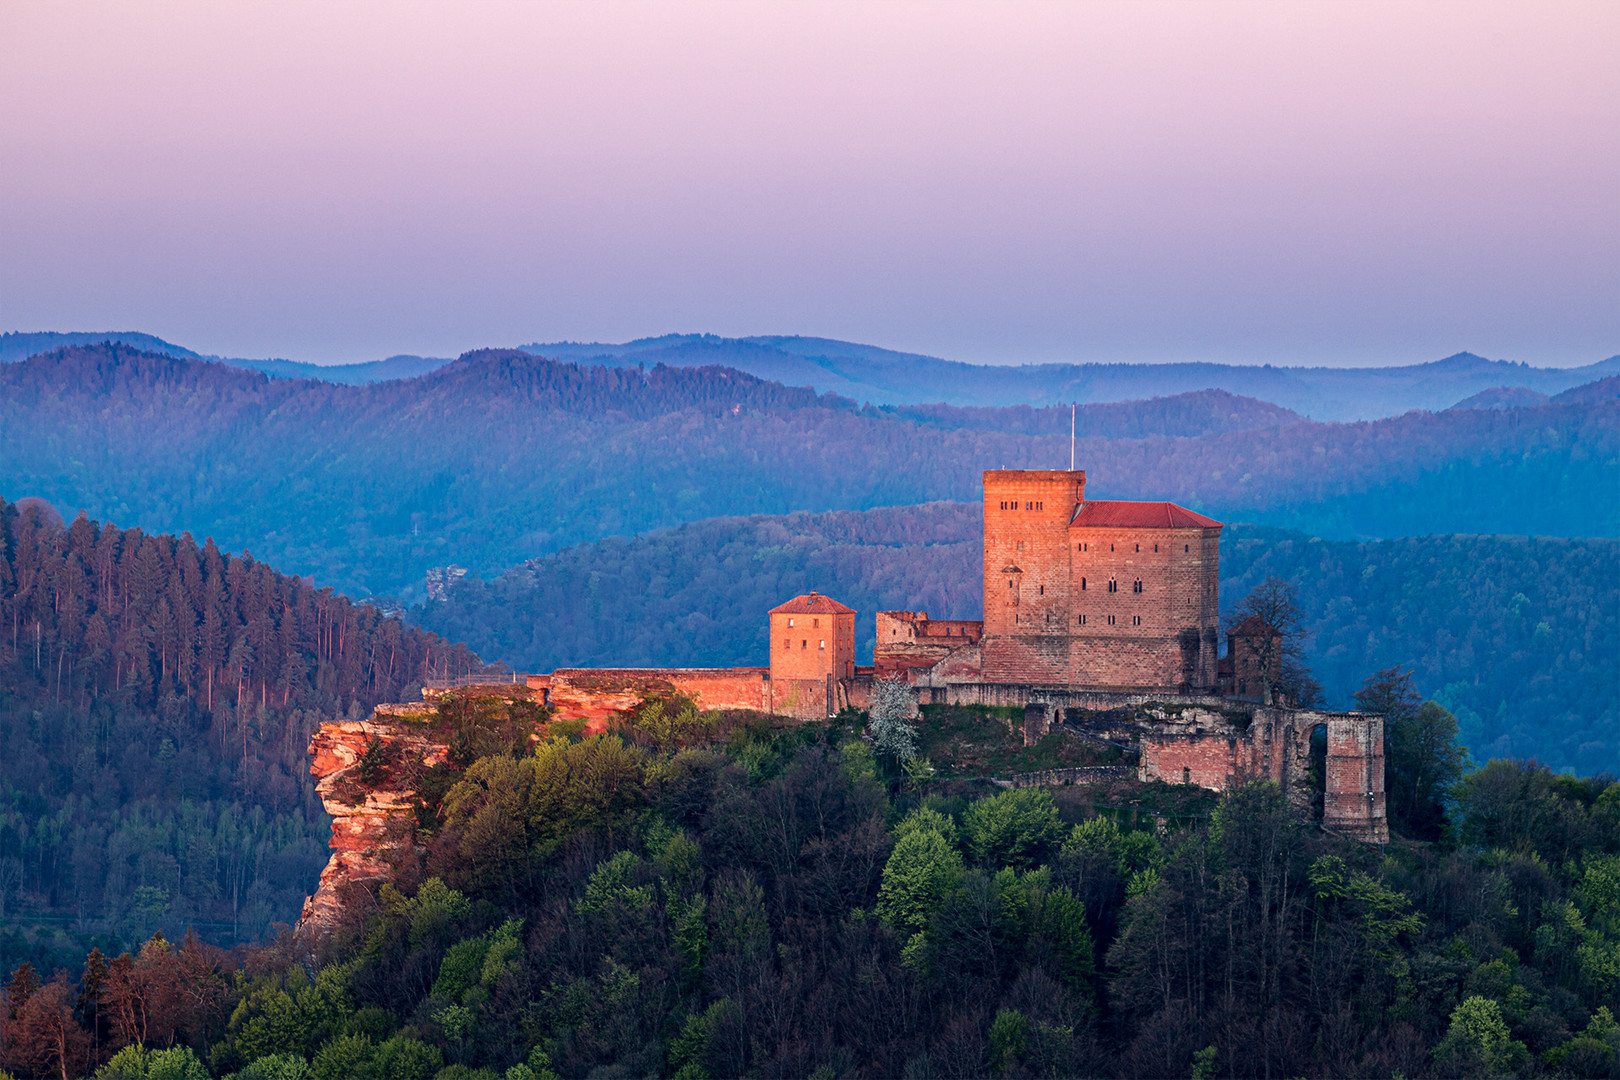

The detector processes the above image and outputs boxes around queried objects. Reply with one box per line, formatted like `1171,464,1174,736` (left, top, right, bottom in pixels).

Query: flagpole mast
1070,403,1075,472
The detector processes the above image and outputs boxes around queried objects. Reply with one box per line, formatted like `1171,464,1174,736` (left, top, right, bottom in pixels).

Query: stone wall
526,666,864,723
914,684,1389,842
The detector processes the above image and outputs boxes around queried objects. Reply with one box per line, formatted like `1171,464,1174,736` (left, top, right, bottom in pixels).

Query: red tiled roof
1069,500,1222,529
770,592,856,615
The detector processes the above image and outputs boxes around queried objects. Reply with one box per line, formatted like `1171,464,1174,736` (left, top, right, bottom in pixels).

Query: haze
1,1,1615,366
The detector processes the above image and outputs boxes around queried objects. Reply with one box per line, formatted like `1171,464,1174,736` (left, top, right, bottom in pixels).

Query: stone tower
981,469,1222,691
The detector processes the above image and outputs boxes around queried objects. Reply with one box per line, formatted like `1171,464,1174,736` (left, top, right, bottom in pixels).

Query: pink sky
1,1,1615,366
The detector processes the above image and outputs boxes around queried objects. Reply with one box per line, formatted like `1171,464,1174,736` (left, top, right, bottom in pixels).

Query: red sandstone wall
1139,733,1239,790
1067,524,1220,690
531,668,771,729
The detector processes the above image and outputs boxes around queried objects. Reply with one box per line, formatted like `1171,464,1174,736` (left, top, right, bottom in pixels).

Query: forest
0,688,1616,1079
1,344,1614,602
415,504,1618,775
0,497,482,980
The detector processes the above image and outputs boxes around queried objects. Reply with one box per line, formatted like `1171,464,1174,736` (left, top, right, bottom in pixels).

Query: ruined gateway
298,470,1388,940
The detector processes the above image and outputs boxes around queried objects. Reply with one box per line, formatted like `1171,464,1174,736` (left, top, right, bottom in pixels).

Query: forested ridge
415,504,1617,775
1,693,1616,1079
0,497,481,978
3,344,1614,601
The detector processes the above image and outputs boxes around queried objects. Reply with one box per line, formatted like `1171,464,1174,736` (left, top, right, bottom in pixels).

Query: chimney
809,590,817,600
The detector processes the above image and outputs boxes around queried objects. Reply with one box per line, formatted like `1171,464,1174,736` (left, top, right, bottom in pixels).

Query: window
1080,577,1087,590
1132,615,1142,626
1154,543,1159,553
788,618,794,627
1016,541,1024,551
813,618,819,628
1183,767,1191,784
1110,543,1115,552
1107,614,1116,626
783,638,790,648
1135,543,1140,552
1133,579,1143,593
1077,614,1086,626
819,640,825,650
1185,544,1189,553
1038,584,1044,595
1008,579,1015,589
1108,579,1117,593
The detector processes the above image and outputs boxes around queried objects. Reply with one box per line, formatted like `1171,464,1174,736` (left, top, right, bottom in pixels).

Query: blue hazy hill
7,330,1614,418
524,333,1620,420
0,331,451,385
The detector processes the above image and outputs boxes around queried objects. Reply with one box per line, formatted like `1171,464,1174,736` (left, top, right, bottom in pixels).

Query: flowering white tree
869,678,918,763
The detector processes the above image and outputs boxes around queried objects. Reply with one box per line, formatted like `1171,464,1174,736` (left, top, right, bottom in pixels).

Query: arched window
1108,579,1117,593
801,640,808,649
1133,579,1143,593
1080,577,1086,590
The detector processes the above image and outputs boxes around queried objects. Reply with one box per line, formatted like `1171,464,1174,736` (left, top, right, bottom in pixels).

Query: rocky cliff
297,687,558,950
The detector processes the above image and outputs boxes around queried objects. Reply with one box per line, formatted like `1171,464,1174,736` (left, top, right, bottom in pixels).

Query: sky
1,1,1616,368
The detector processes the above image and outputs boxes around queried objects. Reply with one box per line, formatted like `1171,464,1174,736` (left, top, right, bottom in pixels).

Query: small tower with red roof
769,591,857,684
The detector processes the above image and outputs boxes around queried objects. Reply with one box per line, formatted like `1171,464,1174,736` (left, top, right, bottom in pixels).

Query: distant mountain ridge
6,330,1615,419
524,333,1620,420
0,331,452,385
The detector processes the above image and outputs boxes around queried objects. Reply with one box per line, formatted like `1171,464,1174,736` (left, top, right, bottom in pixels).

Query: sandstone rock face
297,703,451,947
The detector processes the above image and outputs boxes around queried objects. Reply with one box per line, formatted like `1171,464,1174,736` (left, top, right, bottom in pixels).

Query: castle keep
980,469,1221,691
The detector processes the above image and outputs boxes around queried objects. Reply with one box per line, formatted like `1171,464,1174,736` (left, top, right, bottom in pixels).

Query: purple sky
2,1,1615,367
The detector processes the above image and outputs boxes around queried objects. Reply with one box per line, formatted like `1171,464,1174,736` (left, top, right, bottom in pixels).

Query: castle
299,467,1387,940
515,469,1387,842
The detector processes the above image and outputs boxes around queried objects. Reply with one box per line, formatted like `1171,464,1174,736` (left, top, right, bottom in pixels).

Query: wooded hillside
0,497,480,974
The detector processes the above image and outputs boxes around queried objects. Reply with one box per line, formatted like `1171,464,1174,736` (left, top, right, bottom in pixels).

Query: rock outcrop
297,702,450,946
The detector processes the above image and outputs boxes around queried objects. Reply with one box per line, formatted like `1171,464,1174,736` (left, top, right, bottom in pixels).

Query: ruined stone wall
531,668,772,724
527,666,859,722
915,684,1389,842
